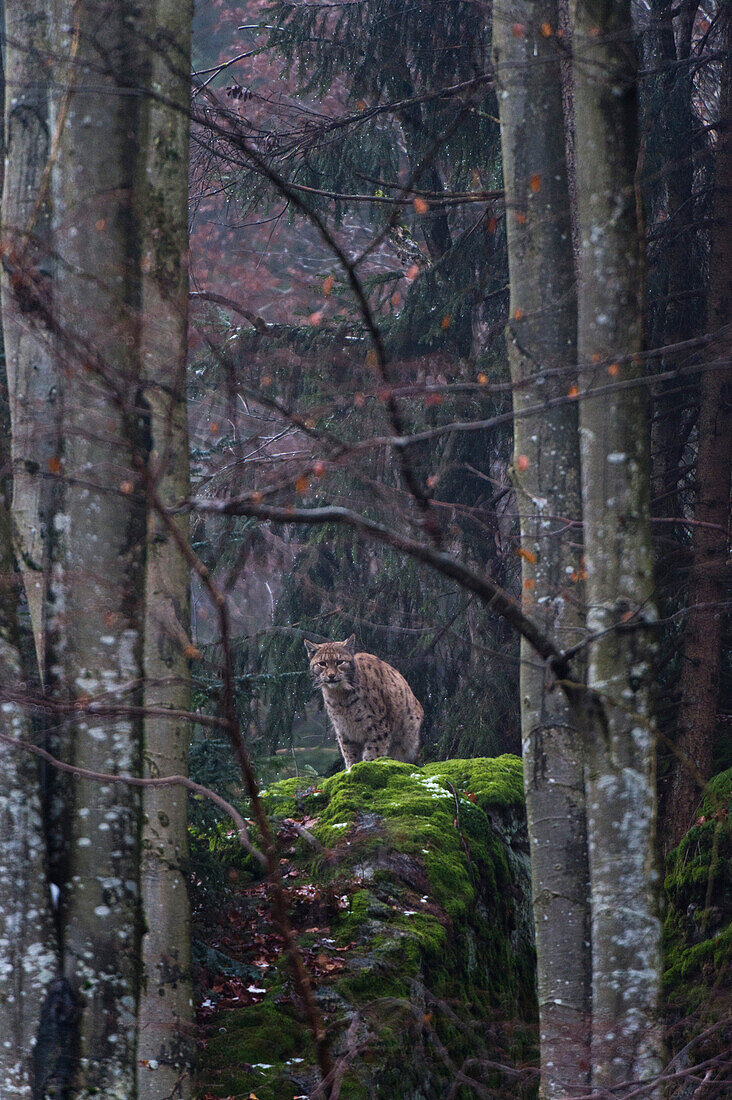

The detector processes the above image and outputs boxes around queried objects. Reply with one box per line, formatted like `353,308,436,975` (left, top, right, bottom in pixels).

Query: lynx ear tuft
342,634,356,653
304,638,318,658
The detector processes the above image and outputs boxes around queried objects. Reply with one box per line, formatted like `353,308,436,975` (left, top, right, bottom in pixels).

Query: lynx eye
315,661,326,668
336,659,347,665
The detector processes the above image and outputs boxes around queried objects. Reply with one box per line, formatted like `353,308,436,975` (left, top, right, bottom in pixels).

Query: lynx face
305,635,357,692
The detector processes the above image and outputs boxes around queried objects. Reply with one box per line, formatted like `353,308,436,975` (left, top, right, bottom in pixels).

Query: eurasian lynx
304,635,423,769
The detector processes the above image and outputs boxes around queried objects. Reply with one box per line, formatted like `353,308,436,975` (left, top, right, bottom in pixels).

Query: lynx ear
342,634,356,654
304,638,319,659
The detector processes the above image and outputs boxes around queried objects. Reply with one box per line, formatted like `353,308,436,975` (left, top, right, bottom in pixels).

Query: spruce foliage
188,2,520,767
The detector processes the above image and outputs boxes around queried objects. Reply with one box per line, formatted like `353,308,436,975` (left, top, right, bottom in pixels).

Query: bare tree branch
0,729,265,865
187,497,569,673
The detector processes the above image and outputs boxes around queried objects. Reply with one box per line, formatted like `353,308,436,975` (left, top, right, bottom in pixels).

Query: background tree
0,0,55,676
0,335,59,1094
669,3,731,847
136,1,196,1095
636,0,730,844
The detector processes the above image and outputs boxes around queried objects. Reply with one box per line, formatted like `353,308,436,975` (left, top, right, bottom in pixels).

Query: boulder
197,756,537,1099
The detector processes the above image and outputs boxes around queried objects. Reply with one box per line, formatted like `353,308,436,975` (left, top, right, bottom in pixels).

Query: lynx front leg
361,727,391,762
337,733,364,771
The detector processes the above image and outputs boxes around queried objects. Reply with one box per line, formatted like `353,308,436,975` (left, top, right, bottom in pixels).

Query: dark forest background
187,0,729,822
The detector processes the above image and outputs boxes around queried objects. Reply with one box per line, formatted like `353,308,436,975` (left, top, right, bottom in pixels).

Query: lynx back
304,635,423,770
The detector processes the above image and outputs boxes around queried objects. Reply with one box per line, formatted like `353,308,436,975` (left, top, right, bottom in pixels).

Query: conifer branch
192,86,447,543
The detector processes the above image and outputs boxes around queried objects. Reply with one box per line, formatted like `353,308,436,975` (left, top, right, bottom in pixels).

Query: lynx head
304,635,357,691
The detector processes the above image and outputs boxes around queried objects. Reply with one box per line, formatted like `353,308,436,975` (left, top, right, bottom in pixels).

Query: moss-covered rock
663,768,731,1086
196,756,536,1099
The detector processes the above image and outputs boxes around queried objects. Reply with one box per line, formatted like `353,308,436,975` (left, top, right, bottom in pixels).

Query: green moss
664,768,731,927
664,924,732,994
336,960,412,1002
421,754,524,810
335,887,374,942
390,911,447,958
663,767,731,1032
200,757,536,1098
259,775,327,817
699,767,732,817
310,758,522,924
198,999,313,1099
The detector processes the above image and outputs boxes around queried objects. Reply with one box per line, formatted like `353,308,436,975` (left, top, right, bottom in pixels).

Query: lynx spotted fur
304,635,423,769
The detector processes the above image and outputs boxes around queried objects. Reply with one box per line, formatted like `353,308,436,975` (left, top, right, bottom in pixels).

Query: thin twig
0,729,264,864
0,687,231,733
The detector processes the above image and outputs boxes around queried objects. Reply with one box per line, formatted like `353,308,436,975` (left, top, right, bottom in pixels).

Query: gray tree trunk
0,438,60,1098
0,0,57,680
493,5,591,1096
136,3,195,1095
48,2,148,1093
571,0,663,1089
0,7,60,1094
1,1,196,1092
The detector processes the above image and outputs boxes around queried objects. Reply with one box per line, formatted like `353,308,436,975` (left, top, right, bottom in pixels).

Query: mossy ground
196,756,537,1099
202,999,314,1098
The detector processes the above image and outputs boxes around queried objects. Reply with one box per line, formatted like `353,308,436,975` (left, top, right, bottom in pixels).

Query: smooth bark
136,2,195,1094
0,0,57,680
571,1,663,1089
493,5,591,1096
